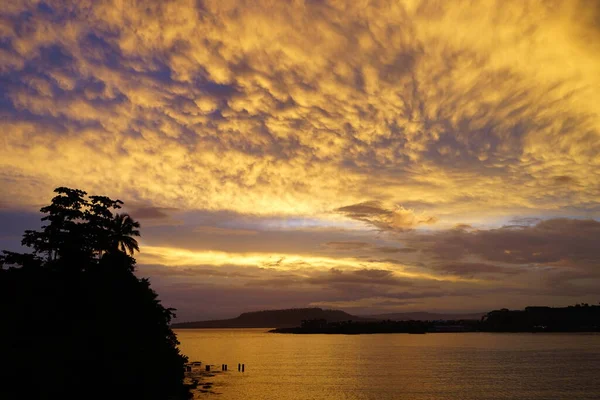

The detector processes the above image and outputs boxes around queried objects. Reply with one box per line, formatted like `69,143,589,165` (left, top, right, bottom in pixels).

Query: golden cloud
336,201,438,231
193,226,258,236
138,245,476,283
0,0,598,228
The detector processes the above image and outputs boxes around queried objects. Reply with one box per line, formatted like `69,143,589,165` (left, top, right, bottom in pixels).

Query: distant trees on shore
271,305,600,334
481,305,600,332
0,187,188,400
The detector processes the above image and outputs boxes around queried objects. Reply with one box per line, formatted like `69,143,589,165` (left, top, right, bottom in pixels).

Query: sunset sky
1,0,599,320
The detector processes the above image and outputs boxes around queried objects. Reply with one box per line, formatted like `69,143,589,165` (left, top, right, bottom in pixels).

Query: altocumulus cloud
1,0,600,318
0,0,599,223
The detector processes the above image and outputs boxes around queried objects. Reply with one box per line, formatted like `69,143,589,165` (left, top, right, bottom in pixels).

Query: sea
175,329,600,400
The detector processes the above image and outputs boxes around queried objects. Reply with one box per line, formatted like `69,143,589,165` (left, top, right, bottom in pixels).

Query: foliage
0,188,188,400
481,305,600,332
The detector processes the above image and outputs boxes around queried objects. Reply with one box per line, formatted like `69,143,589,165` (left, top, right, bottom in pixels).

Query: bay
176,329,600,400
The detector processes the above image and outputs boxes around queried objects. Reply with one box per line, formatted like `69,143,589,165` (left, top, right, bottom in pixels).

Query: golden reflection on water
176,329,600,400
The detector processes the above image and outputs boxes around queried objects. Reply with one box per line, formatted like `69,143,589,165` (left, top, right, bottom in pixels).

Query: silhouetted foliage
481,305,600,332
110,213,141,256
0,188,188,400
270,305,600,334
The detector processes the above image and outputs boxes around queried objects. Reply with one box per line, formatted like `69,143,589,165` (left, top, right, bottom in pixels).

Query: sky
1,0,599,321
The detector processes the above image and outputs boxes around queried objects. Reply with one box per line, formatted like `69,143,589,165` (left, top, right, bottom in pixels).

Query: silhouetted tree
109,213,141,256
481,306,600,332
0,187,188,400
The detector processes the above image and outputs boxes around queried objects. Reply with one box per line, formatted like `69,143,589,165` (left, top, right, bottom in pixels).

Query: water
176,329,600,400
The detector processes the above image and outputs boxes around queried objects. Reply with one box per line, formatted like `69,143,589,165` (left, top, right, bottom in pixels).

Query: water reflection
176,330,600,400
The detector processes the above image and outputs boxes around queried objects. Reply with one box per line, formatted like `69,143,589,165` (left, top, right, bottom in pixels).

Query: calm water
176,329,600,400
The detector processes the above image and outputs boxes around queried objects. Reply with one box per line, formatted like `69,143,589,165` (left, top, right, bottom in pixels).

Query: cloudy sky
1,0,599,321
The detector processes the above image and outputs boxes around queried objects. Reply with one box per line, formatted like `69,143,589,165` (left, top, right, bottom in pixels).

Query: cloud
309,297,421,310
1,1,600,318
323,241,371,250
140,264,257,279
336,201,438,231
0,0,597,225
138,245,471,282
398,217,600,298
412,218,600,266
375,246,417,253
134,218,600,319
193,226,258,236
433,262,521,277
306,268,413,287
128,206,178,220
553,175,579,186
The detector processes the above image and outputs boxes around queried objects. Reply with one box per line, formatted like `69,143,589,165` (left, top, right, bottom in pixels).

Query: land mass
172,304,600,333
271,304,600,334
364,311,485,321
171,308,373,328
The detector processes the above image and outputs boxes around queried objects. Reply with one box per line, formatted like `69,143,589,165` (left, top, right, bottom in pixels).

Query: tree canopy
0,187,188,400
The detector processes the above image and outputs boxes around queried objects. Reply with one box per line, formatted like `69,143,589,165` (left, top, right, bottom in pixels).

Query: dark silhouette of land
270,317,479,334
269,304,600,334
174,306,600,332
172,308,486,329
366,311,486,321
482,305,600,332
172,307,373,328
0,188,189,400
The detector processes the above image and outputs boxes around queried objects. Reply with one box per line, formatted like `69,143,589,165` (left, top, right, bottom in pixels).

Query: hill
171,308,372,328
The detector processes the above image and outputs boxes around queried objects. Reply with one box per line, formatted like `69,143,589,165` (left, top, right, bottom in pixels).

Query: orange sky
1,0,599,320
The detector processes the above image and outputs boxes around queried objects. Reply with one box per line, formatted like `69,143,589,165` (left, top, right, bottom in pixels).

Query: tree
0,188,189,400
110,213,141,256
21,187,89,262
18,187,125,265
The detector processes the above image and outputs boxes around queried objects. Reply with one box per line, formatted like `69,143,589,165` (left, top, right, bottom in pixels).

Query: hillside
172,308,372,328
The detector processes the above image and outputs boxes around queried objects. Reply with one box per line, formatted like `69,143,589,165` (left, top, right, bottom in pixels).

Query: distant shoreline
170,307,484,329
270,305,600,334
172,305,600,333
173,327,600,334
269,328,600,335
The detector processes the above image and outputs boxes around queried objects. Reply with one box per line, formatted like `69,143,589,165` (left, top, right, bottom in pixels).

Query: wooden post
238,363,241,371
206,365,210,372
242,364,245,372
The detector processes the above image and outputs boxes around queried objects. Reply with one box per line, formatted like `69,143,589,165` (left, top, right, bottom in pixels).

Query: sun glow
140,245,479,283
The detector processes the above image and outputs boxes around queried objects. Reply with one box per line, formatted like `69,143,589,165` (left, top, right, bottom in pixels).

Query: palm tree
109,213,141,256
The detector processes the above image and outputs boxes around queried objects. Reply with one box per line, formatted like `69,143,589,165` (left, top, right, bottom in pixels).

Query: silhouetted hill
366,311,485,321
172,308,373,328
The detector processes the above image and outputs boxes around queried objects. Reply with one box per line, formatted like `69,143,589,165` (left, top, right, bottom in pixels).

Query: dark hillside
172,308,372,328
